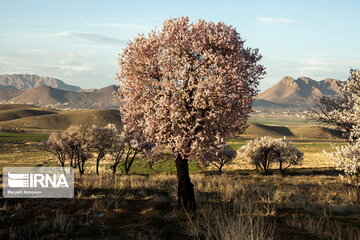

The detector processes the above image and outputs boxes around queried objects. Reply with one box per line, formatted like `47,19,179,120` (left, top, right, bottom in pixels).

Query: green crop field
0,131,49,142
249,115,312,126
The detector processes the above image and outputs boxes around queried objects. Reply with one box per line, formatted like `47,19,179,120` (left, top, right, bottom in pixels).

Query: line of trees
43,124,154,175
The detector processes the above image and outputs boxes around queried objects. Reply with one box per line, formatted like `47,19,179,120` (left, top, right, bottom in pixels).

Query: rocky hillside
0,74,81,91
0,85,120,109
254,76,342,109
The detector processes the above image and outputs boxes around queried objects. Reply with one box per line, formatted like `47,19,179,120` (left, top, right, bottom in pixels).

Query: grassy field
249,115,310,126
0,130,342,174
0,111,347,177
1,172,359,239
0,105,358,239
0,131,49,142
1,139,359,240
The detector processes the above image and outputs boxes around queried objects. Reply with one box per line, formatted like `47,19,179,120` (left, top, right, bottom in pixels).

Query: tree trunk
175,154,196,212
78,157,85,175
81,160,85,174
96,158,100,175
77,157,83,174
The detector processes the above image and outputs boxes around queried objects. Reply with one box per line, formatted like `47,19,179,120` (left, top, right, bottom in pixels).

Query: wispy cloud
257,17,297,24
54,31,127,45
85,22,152,30
0,48,118,88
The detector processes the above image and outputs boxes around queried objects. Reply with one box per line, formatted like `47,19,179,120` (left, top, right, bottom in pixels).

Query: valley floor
0,106,357,239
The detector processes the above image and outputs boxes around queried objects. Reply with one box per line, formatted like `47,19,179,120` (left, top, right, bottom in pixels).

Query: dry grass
1,171,360,239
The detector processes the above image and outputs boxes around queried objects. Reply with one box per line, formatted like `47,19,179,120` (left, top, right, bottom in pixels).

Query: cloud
85,22,152,30
0,48,118,88
257,17,297,24
55,31,127,45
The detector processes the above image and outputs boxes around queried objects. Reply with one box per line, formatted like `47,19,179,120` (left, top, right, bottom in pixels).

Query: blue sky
1,0,359,90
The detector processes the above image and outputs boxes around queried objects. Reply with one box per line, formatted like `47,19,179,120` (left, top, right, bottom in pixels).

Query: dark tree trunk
175,154,196,212
77,157,85,175
96,151,105,175
111,160,121,174
81,160,85,174
96,158,100,175
124,150,139,175
77,157,82,174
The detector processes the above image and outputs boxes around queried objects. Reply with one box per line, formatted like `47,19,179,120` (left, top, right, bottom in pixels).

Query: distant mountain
254,76,342,109
0,74,81,91
0,88,23,102
1,84,121,109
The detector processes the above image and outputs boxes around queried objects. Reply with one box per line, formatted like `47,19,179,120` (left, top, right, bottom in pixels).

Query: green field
0,104,344,174
0,130,342,174
0,131,49,142
249,115,311,126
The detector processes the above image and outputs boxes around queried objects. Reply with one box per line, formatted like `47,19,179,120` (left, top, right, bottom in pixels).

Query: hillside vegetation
0,104,121,130
0,104,344,139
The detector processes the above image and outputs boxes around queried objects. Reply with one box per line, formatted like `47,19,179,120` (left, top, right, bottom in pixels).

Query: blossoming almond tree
88,124,118,175
63,125,92,174
239,136,303,174
325,141,360,204
323,70,360,202
118,17,265,211
307,69,360,141
44,133,67,168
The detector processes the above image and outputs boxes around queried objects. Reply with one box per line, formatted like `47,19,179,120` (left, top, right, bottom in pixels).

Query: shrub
239,136,303,174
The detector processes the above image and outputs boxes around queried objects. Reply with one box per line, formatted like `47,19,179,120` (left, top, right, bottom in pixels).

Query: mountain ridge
0,74,81,91
0,74,343,110
255,76,342,109
1,84,120,109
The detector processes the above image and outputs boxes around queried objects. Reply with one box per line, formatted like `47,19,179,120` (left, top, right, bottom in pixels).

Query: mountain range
0,74,81,91
253,76,342,109
0,74,120,109
0,74,343,110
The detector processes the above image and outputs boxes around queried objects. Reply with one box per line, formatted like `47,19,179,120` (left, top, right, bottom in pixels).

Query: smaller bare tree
211,145,237,173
